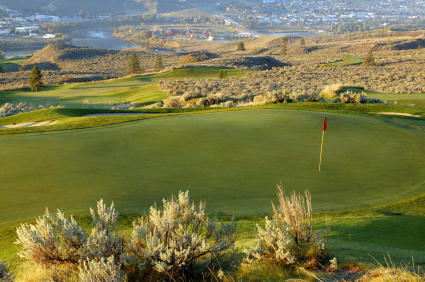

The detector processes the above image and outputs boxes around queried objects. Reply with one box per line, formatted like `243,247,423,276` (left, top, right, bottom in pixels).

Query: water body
3,27,138,58
268,32,322,37
69,28,138,50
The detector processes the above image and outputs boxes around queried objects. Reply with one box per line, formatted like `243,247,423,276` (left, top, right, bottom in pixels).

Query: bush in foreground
15,191,238,281
243,186,330,269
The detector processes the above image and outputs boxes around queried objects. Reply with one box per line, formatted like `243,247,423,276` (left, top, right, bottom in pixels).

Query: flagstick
319,130,325,171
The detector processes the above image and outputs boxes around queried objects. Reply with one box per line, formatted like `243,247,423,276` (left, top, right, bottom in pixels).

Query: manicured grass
0,56,31,72
0,67,249,107
320,56,364,67
1,109,425,225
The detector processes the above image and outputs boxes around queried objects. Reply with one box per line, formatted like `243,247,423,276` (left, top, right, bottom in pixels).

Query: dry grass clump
358,255,425,282
321,84,343,99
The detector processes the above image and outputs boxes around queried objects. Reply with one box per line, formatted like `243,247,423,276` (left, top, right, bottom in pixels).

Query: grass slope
0,67,248,108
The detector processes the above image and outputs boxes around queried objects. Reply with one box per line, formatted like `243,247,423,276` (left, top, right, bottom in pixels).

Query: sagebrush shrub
15,200,124,268
123,190,238,279
243,186,329,269
79,256,126,282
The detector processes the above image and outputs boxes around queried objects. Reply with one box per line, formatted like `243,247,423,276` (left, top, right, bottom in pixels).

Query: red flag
323,117,327,131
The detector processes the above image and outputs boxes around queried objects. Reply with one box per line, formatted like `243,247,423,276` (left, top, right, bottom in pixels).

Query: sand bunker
0,121,57,129
83,113,158,117
371,112,420,117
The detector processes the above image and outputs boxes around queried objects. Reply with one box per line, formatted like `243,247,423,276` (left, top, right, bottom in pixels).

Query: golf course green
1,109,425,227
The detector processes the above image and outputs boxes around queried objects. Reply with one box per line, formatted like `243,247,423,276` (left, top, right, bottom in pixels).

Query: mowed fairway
1,109,425,227
0,67,249,108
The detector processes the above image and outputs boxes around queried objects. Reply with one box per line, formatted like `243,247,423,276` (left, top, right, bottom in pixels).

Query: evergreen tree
126,53,142,75
280,37,288,55
28,66,43,91
363,49,376,66
155,56,164,72
218,70,224,79
236,41,245,51
218,70,228,79
300,38,305,46
0,65,4,73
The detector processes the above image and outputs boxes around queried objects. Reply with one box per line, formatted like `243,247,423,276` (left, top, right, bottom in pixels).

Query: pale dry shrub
123,190,238,280
79,256,126,282
15,200,124,277
321,84,342,99
162,97,181,108
0,261,15,282
80,200,124,265
336,91,381,104
15,209,87,266
243,186,328,269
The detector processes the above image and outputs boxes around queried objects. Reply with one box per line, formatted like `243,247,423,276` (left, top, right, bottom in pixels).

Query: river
3,27,138,58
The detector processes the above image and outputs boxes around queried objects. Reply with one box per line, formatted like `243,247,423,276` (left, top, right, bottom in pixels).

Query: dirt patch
371,112,420,117
82,113,159,117
0,121,57,129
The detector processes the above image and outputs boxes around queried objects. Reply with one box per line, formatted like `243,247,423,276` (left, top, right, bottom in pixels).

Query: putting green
1,109,425,227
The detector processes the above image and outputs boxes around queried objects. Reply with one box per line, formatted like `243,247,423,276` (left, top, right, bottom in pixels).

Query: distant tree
28,66,43,91
363,49,376,66
0,50,5,60
300,38,306,46
9,27,15,34
236,41,245,51
218,70,228,79
19,65,25,71
103,74,109,80
155,56,164,72
418,45,423,49
78,10,85,17
280,37,288,55
126,53,142,75
140,30,152,40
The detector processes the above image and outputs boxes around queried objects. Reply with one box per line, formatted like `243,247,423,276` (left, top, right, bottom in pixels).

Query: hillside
162,8,216,18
